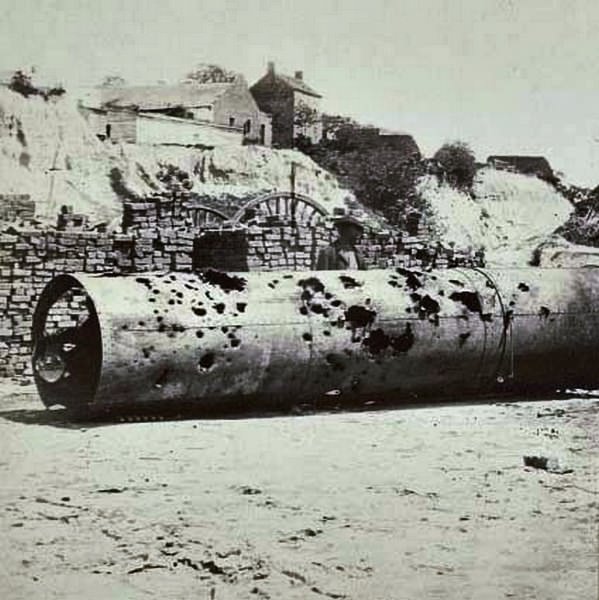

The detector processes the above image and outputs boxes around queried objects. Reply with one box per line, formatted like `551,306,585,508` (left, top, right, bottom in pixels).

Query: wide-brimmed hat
333,214,364,231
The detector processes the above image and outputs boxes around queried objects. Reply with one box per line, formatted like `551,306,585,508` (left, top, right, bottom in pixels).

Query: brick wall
0,194,484,378
0,194,35,221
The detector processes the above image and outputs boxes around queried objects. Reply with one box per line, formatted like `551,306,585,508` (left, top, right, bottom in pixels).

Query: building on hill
250,62,323,148
487,155,555,181
79,76,272,146
376,129,421,157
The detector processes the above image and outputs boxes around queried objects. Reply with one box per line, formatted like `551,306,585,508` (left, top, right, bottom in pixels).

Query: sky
2,0,599,186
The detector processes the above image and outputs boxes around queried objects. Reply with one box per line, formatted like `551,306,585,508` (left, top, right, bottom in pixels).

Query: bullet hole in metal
148,298,156,303
449,279,464,287
539,306,550,319
299,306,309,316
135,277,152,290
362,328,390,354
236,302,247,313
323,330,331,336
156,316,163,322
153,309,160,315
449,291,482,314
230,338,241,348
213,303,226,314
438,290,445,296
298,276,325,294
153,289,160,295
397,268,423,291
158,323,167,333
176,300,183,305
345,305,376,328
325,353,346,371
138,321,145,327
302,332,313,342
168,299,175,305
121,324,128,330
172,324,185,332
169,275,177,281
198,353,215,371
176,292,184,299
196,330,204,338
339,275,362,289
388,280,399,288
458,332,471,347
391,323,414,353
167,332,176,338
221,326,229,333
283,274,293,279
411,293,440,325
509,301,516,307
518,283,530,292
200,269,247,293
192,307,207,317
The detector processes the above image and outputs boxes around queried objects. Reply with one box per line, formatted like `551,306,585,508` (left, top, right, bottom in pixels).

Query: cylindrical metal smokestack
31,268,599,409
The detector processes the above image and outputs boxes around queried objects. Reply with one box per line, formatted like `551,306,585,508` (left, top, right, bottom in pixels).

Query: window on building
105,123,112,139
229,117,235,127
260,124,266,145
243,120,251,135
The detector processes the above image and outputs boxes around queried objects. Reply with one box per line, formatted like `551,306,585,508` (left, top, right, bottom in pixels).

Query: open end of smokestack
32,274,102,408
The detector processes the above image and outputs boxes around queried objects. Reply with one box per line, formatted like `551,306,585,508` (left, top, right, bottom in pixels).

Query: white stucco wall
136,113,243,147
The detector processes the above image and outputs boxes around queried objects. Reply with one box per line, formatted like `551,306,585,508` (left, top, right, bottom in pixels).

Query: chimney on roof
295,70,303,80
267,61,275,75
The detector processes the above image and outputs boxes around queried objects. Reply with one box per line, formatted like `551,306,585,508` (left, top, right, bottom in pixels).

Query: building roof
487,155,553,177
94,83,233,111
273,73,322,98
251,64,322,99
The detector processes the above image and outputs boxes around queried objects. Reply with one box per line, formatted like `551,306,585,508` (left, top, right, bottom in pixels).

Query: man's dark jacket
315,242,366,270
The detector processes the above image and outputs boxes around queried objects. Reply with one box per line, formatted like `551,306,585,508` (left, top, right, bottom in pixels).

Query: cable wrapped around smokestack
31,268,599,409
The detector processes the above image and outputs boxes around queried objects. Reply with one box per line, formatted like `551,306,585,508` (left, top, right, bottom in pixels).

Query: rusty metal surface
32,267,599,409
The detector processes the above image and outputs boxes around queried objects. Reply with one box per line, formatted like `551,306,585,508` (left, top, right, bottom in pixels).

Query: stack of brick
0,190,486,378
245,216,333,271
0,194,35,221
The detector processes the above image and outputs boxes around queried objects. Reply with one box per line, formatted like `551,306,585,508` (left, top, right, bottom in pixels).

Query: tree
9,70,37,98
433,141,476,189
100,74,127,87
184,64,237,84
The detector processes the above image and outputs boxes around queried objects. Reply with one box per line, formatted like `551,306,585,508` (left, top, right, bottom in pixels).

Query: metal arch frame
231,191,329,225
188,205,229,221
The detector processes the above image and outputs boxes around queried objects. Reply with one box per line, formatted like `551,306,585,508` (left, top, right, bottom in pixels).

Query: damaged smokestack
267,61,275,75
295,70,303,80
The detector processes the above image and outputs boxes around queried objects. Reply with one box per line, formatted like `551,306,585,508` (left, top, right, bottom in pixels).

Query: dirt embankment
0,87,353,226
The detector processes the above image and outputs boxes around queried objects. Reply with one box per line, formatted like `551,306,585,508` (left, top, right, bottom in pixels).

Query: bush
433,141,476,189
8,70,65,101
9,71,38,98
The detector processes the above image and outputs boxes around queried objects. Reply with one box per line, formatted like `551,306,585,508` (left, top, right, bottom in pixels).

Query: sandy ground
0,382,597,600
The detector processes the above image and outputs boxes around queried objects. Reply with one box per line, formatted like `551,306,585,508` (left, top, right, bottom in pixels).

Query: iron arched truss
232,192,329,226
189,205,230,228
